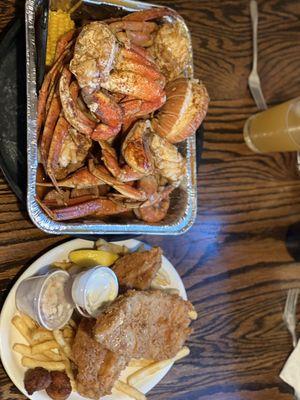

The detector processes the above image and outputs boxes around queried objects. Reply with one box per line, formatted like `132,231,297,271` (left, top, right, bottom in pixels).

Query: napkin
280,340,300,398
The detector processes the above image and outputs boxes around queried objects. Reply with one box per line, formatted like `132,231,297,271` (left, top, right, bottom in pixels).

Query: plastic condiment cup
15,269,74,330
72,267,118,318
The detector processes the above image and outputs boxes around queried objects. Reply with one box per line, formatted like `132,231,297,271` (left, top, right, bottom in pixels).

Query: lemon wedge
69,250,119,268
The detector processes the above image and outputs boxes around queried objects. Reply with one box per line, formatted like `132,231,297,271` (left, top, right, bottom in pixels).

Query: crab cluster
37,8,209,223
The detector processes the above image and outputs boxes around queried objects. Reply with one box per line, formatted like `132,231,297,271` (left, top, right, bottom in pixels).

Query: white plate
0,238,187,400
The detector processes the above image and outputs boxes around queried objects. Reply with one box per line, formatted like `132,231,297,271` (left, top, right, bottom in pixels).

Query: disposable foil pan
25,0,197,235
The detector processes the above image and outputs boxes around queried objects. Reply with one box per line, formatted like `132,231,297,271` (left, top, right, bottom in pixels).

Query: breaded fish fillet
72,318,128,399
94,290,194,361
112,247,162,290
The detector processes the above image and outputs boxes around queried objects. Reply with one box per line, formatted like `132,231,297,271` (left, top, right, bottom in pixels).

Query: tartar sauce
39,271,73,329
86,270,117,314
72,267,118,317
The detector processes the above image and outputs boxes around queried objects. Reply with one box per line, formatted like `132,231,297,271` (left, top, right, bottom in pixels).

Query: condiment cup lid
71,266,118,318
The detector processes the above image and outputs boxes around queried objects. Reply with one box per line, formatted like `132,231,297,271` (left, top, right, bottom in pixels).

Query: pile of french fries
12,314,77,390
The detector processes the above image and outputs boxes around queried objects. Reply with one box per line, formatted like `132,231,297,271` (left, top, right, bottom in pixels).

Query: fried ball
24,367,51,395
46,371,72,400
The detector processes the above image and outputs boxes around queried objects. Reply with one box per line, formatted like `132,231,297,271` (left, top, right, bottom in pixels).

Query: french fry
63,326,74,339
127,347,190,387
13,344,53,361
32,328,54,343
53,329,72,359
129,359,154,368
64,358,76,391
95,239,129,255
21,356,65,371
13,343,31,357
114,380,146,400
153,269,170,287
68,319,77,329
188,310,198,320
44,350,63,362
31,340,59,354
20,314,38,330
52,261,74,270
11,316,32,343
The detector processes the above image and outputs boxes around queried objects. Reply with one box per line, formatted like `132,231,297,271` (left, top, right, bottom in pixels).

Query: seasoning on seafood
149,133,186,187
36,7,209,224
152,78,209,143
150,21,192,81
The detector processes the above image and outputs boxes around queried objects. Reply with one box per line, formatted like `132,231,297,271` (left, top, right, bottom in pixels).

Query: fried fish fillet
112,247,162,290
94,290,194,361
72,318,128,400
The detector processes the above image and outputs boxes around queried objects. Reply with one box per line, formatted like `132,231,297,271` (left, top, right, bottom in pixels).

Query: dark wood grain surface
0,0,300,399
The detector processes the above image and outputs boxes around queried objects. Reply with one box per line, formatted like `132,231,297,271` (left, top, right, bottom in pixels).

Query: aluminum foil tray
25,0,197,235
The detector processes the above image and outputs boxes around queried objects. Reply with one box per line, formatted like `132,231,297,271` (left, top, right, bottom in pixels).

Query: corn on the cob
46,10,75,66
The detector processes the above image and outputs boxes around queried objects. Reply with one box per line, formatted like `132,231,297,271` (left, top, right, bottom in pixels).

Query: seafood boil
37,7,209,223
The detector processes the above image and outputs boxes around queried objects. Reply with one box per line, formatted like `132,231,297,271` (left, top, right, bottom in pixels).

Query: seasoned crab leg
121,95,165,127
121,120,153,175
59,68,96,135
38,197,128,221
109,21,157,33
100,71,164,103
123,7,177,22
89,160,148,201
109,20,158,47
82,90,123,141
98,140,144,182
43,194,98,207
40,91,61,166
46,116,70,188
54,30,76,62
37,167,105,189
116,48,164,83
37,38,74,137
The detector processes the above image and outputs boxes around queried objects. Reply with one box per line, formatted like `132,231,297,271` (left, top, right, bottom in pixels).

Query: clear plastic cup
244,97,300,153
15,270,74,330
72,267,118,318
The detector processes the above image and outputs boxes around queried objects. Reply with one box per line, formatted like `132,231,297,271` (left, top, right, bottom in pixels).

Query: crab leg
40,91,61,166
101,71,165,102
46,116,70,188
59,68,96,135
37,44,73,137
43,195,96,208
82,90,123,141
37,61,61,137
109,21,157,33
123,8,177,22
98,140,144,182
121,120,153,175
38,167,105,189
89,160,147,201
54,30,75,62
38,197,128,221
116,48,164,83
121,95,165,127
129,44,155,62
124,31,154,47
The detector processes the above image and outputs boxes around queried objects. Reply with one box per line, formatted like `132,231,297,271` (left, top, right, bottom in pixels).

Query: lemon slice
69,250,119,268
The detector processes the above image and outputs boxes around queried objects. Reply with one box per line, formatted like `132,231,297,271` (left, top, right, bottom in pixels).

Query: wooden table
0,0,300,398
